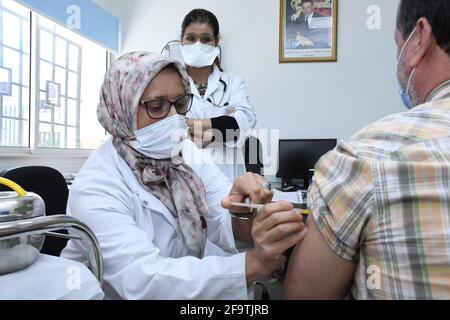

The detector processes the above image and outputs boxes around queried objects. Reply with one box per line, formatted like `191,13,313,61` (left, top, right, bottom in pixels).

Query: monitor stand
280,178,300,192
280,176,314,192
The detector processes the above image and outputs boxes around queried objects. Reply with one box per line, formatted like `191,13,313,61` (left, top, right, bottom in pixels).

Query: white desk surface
0,254,104,300
273,189,306,203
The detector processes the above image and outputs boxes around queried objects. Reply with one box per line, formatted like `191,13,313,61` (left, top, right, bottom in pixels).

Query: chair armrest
0,215,103,285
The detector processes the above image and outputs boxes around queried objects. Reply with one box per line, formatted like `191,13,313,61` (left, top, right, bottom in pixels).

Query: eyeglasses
139,93,194,120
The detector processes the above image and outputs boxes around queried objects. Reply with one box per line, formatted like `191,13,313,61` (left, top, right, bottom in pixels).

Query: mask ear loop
397,26,417,64
406,68,416,98
397,26,418,105
213,45,224,72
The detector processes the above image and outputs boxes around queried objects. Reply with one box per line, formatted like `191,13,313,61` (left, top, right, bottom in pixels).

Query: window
0,0,107,151
0,0,29,148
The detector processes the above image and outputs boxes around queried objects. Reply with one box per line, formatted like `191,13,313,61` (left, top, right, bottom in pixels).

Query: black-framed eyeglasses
140,93,194,120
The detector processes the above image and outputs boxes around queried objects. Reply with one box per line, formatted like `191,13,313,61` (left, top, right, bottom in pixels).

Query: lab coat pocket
136,193,178,232
136,193,184,255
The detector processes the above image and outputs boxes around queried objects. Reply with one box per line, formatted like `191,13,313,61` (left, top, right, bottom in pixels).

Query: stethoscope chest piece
207,78,229,107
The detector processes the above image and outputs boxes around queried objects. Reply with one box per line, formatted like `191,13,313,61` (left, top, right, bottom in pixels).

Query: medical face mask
129,115,188,160
180,42,220,68
397,27,417,109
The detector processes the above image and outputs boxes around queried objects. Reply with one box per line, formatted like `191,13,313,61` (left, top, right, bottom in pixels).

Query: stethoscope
207,78,229,107
204,77,239,179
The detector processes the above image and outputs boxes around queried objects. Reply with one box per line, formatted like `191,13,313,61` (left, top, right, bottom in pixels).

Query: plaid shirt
309,81,450,299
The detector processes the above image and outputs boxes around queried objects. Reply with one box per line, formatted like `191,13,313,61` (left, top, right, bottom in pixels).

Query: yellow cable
0,177,27,197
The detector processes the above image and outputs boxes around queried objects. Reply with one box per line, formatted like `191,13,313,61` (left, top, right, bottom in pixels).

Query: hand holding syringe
230,200,311,220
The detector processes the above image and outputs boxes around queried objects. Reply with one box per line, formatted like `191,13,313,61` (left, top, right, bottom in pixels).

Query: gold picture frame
279,0,338,63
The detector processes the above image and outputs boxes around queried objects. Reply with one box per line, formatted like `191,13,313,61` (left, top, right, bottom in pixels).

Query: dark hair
163,63,179,73
181,9,220,42
397,0,450,56
302,0,313,5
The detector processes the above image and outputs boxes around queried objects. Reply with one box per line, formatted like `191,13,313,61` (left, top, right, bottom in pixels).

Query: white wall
5,0,398,178
97,0,403,143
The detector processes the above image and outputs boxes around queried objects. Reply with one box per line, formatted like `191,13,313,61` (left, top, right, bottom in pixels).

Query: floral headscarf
97,52,212,258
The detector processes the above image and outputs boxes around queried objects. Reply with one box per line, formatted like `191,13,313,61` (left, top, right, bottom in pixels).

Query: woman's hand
222,173,274,211
222,174,307,284
187,118,214,149
246,201,307,285
222,173,274,243
225,107,237,116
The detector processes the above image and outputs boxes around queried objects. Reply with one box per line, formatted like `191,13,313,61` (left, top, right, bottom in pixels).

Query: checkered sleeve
309,141,375,261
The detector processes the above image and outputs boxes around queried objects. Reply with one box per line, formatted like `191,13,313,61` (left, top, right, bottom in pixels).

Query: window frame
35,15,83,150
0,3,30,149
0,1,109,161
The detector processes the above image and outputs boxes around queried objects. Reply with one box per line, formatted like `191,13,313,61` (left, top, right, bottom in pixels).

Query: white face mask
180,42,220,68
129,115,188,160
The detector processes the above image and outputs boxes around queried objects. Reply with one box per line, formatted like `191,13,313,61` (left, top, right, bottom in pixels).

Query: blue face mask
129,115,188,160
397,27,417,110
397,79,414,109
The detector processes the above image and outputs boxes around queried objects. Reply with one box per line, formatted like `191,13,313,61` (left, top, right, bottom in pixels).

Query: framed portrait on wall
279,0,338,63
46,81,61,106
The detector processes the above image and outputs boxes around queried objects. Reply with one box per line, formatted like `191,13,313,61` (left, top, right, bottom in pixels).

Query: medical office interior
2,0,448,301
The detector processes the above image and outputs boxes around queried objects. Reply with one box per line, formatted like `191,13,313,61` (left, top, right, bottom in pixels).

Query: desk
0,254,104,300
273,189,305,203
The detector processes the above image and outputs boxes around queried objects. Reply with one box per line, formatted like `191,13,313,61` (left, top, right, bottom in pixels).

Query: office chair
244,136,264,176
0,166,69,256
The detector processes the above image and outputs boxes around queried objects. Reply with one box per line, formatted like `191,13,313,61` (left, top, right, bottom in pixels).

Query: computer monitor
277,139,337,189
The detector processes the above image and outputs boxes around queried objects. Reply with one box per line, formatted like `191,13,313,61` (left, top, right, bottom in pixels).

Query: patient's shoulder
346,108,450,160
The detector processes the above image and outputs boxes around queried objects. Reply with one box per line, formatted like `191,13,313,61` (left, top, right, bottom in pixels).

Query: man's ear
411,17,434,68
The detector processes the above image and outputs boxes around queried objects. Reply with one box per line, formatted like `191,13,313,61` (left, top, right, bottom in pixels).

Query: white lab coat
60,139,250,300
187,65,257,182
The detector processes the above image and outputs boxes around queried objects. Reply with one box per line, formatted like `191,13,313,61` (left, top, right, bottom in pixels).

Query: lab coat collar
188,64,223,100
188,77,200,98
204,64,223,99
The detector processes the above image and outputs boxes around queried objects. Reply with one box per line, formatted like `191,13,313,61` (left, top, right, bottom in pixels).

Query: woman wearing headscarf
61,52,306,300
